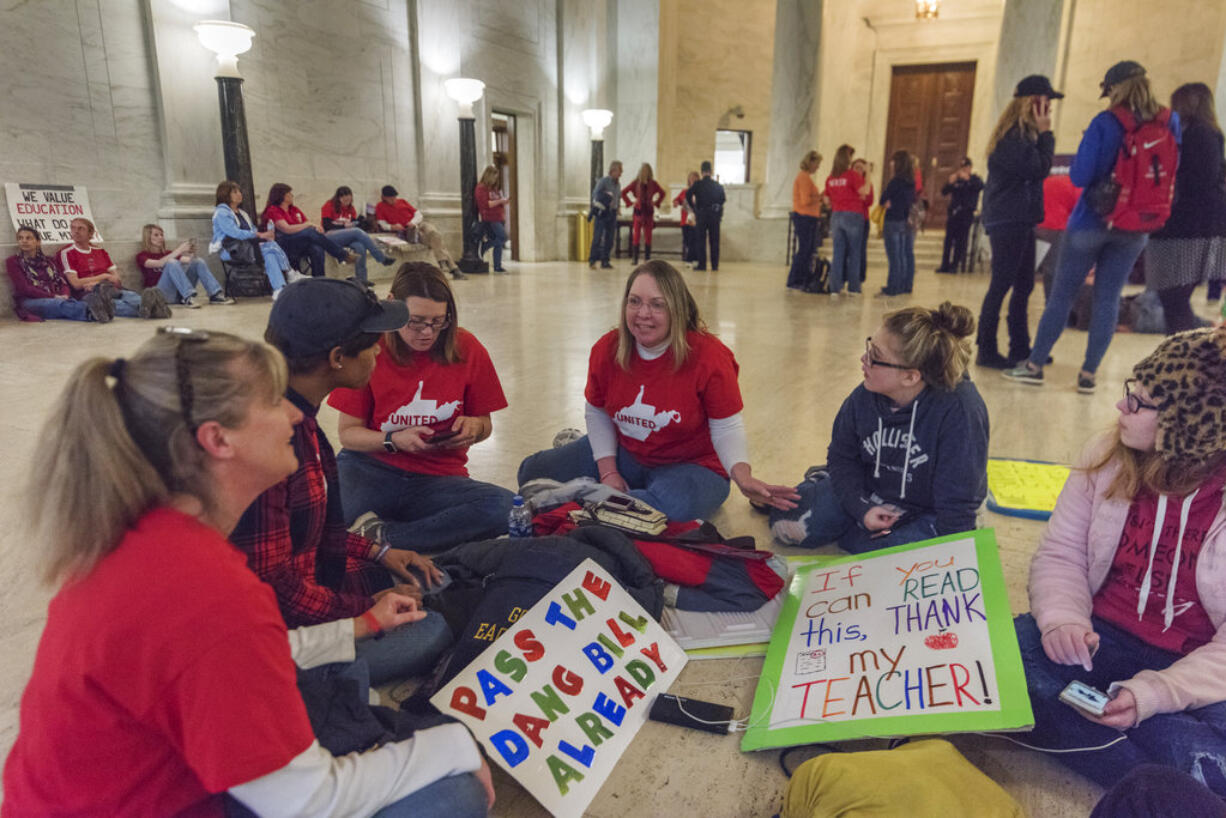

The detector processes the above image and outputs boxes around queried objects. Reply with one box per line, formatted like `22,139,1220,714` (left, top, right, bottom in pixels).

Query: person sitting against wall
329,263,512,552
135,224,233,309
59,217,171,319
474,165,510,274
6,226,111,322
232,278,454,691
1013,327,1226,799
320,186,395,284
1,328,493,817
375,185,463,280
769,302,989,553
518,260,799,521
210,180,294,298
621,162,666,265
261,183,356,279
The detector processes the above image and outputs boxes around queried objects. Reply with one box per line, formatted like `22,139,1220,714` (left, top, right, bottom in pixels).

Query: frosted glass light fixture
444,78,486,118
194,20,255,78
581,108,614,140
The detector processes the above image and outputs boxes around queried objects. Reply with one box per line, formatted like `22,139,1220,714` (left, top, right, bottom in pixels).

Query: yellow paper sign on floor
986,458,1071,519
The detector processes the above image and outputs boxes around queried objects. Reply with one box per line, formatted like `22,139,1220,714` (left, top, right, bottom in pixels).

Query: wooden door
882,62,976,229
491,113,519,261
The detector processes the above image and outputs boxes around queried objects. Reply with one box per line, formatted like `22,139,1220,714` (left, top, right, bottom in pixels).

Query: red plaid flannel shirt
231,390,388,627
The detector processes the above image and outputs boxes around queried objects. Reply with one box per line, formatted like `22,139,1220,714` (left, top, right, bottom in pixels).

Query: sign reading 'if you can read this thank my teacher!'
741,530,1032,751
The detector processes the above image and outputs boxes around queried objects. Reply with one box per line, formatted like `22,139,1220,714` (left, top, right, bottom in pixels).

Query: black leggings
277,228,349,277
977,226,1037,359
1157,283,1202,334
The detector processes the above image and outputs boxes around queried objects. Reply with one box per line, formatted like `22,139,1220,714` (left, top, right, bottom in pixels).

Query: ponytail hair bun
882,302,976,391
931,301,975,339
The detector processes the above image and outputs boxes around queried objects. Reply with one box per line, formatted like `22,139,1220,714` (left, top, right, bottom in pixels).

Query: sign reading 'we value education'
5,183,99,244
432,559,687,818
741,530,1032,750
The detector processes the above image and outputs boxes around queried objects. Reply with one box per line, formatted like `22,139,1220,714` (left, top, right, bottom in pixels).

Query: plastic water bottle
508,495,533,538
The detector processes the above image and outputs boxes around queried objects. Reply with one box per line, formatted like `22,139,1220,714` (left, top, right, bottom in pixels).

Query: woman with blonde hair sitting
136,223,233,308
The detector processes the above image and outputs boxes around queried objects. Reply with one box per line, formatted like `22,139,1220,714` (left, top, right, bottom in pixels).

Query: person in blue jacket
1005,61,1181,393
209,179,294,298
588,161,623,269
769,302,989,554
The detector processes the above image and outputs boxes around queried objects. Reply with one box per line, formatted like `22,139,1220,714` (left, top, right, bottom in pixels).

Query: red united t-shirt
825,170,867,213
321,200,358,222
375,198,418,228
328,330,507,477
2,507,313,818
1092,470,1226,654
584,329,742,478
58,244,116,293
264,204,309,231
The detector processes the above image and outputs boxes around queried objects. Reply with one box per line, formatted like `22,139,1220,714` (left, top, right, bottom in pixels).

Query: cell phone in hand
1059,680,1110,716
427,427,461,444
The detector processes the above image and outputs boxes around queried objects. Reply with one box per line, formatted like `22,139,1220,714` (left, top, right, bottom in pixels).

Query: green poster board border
741,529,1033,751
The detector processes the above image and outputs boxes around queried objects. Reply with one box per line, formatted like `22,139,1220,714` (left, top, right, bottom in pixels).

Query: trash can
573,211,592,262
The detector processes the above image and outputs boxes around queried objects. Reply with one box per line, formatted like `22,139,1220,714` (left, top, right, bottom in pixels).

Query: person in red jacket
474,165,510,273
6,226,111,322
621,163,666,264
823,145,872,294
375,185,463,280
673,170,700,262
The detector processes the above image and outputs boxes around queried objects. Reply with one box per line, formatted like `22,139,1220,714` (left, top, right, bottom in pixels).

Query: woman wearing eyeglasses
769,302,989,553
1013,327,1226,797
3,329,493,817
517,260,798,521
329,262,514,551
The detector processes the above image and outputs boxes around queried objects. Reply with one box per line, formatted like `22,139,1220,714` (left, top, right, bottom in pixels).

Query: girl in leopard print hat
1013,326,1226,796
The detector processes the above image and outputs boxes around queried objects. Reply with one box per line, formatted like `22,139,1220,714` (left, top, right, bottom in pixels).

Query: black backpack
802,255,830,294
223,262,272,298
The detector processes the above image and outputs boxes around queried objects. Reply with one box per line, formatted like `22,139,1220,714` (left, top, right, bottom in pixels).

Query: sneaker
285,268,307,284
209,293,236,305
272,287,283,301
876,289,899,298
349,511,387,545
380,256,396,267
1002,363,1044,385
139,287,172,319
803,465,829,483
493,267,508,274
600,262,614,269
975,351,1012,369
181,295,201,309
83,290,113,323
451,269,468,280
1077,373,1096,394
552,427,583,448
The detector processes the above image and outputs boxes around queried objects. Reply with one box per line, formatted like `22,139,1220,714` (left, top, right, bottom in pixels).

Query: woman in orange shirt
621,163,666,264
787,150,823,290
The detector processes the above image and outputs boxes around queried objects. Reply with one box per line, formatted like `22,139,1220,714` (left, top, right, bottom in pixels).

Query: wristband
361,610,384,639
598,470,618,481
374,542,392,564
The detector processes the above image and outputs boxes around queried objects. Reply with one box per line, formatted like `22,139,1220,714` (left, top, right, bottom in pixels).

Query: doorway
882,62,976,229
491,112,519,261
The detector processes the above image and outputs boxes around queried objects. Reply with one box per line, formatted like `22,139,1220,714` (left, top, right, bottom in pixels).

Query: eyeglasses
158,327,211,433
1122,378,1161,414
865,337,912,370
627,295,668,314
406,317,451,333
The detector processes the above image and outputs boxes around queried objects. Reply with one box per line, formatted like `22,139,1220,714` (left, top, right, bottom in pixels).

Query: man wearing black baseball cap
232,278,456,682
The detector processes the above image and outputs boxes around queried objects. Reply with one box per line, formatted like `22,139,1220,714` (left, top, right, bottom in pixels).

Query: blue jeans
589,213,616,264
516,435,731,521
829,211,865,293
155,258,223,302
336,451,514,552
19,297,90,321
1014,613,1226,797
902,227,916,292
326,227,390,283
882,220,910,294
1029,227,1150,373
110,289,144,318
372,772,488,818
480,221,507,270
787,213,819,288
767,472,937,554
351,610,453,687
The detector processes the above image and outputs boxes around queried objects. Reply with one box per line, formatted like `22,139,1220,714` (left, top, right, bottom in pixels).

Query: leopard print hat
1132,327,1226,461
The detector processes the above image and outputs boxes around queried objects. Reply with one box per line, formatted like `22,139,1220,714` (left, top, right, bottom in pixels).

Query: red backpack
1099,105,1179,232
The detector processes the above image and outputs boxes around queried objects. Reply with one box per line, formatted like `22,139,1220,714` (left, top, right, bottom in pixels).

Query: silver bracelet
374,542,392,563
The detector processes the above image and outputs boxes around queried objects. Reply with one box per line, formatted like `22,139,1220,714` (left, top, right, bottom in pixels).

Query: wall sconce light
581,108,613,140
915,0,940,19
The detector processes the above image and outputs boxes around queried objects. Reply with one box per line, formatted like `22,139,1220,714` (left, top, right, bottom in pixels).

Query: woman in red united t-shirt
330,262,514,551
320,185,395,284
3,329,493,818
621,163,667,264
1014,327,1226,796
823,145,873,295
517,260,798,521
260,182,355,280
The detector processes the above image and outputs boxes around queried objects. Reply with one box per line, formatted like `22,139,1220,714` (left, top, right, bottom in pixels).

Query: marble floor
0,240,1212,815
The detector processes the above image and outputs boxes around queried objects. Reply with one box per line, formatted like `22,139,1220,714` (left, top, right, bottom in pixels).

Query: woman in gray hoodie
770,302,989,553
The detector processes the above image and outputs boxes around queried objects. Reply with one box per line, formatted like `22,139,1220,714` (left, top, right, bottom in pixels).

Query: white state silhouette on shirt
380,381,461,431
611,385,682,441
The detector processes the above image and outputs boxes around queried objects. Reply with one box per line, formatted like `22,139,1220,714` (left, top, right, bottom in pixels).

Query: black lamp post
195,21,257,221
445,78,489,275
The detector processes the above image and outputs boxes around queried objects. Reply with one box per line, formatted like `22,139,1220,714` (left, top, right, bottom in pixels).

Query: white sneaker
285,269,307,284
272,287,283,301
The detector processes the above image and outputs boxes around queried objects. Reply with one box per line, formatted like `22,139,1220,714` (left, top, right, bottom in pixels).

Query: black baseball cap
381,185,398,197
267,278,407,359
1014,74,1064,100
1100,60,1146,98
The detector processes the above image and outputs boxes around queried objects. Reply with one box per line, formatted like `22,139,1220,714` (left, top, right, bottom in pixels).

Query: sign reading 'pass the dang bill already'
431,559,687,818
741,530,1032,751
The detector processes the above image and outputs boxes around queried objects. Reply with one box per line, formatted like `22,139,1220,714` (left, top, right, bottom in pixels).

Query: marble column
992,0,1069,118
145,0,231,233
611,0,658,172
762,0,823,218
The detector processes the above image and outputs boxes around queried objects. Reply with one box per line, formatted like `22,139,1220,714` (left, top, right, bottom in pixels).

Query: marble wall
610,0,659,177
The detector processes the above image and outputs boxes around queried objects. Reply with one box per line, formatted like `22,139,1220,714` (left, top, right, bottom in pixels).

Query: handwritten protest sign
432,559,687,818
5,183,99,243
741,530,1031,751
